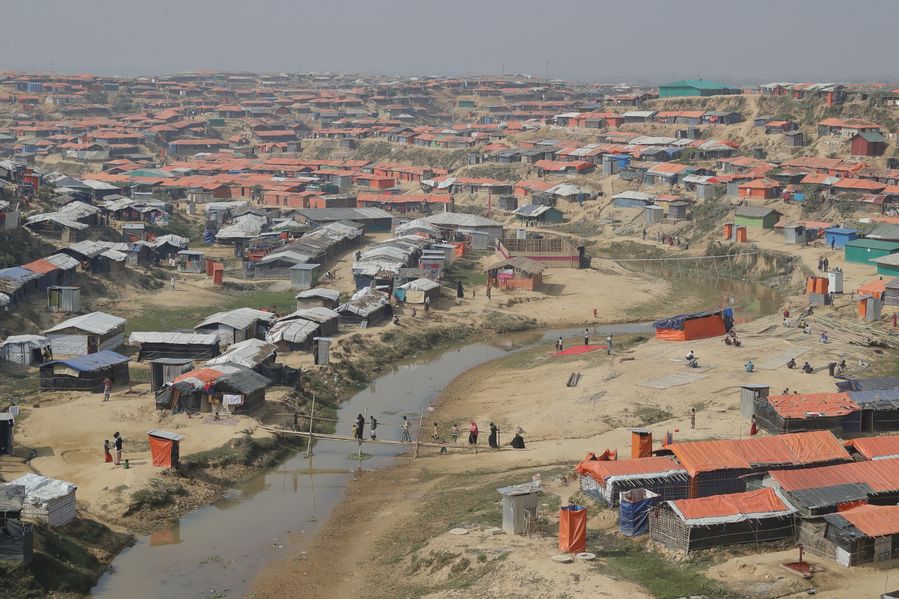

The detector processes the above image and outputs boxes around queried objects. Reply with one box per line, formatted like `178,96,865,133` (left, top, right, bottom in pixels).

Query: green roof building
658,79,740,98
844,239,899,265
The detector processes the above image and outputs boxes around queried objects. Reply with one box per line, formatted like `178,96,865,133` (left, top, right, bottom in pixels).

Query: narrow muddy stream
92,272,781,598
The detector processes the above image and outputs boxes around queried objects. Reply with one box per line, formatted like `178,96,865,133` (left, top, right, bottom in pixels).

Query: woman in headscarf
468,419,479,452
488,422,499,449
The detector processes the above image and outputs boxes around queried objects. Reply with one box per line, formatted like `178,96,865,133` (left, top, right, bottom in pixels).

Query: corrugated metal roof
148,429,184,442
129,332,220,346
424,212,503,228
43,350,129,372
44,311,125,335
195,308,275,331
296,288,340,301
205,338,276,368
785,483,872,510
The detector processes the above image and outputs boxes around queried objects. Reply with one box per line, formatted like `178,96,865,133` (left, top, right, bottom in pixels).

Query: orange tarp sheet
767,393,859,419
559,506,587,553
149,435,174,468
669,431,850,476
770,458,899,493
672,488,789,520
857,278,887,299
22,259,59,274
575,456,685,483
655,315,726,342
837,504,899,537
847,434,899,460
631,431,652,459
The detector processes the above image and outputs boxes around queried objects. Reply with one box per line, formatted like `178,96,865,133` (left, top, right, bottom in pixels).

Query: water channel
92,271,782,598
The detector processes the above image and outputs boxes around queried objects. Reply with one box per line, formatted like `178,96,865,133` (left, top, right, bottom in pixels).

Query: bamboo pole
305,393,315,457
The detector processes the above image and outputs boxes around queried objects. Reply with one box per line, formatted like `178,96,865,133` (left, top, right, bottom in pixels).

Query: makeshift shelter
576,455,689,505
761,458,899,517
653,308,733,341
176,250,205,273
497,481,542,535
148,358,194,392
394,277,441,304
0,413,13,455
148,430,183,469
847,386,899,432
847,434,899,460
266,317,320,351
336,287,391,327
296,288,340,309
0,484,32,564
129,332,221,361
619,489,660,536
668,430,852,498
650,488,796,553
11,473,77,527
801,504,899,566
752,393,862,435
43,311,126,356
0,335,50,365
206,338,276,369
158,364,269,414
194,308,276,345
289,263,322,291
46,286,81,313
39,351,130,391
485,256,545,291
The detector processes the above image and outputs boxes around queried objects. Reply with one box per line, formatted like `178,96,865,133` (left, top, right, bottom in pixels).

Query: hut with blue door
824,228,858,248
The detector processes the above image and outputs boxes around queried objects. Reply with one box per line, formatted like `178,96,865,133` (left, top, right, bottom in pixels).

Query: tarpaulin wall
149,436,175,468
619,489,659,536
559,505,587,553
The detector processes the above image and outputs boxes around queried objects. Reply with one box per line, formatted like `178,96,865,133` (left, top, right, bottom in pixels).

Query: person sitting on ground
687,357,700,368
510,428,526,449
802,361,814,374
834,362,845,377
744,360,755,373
685,350,695,362
819,332,829,344
804,323,811,335
725,335,733,345
786,358,797,369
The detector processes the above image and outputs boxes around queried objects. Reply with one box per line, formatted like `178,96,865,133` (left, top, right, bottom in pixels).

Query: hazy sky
2,0,896,83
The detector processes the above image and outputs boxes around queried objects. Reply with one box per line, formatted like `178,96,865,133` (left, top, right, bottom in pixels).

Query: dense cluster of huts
575,376,899,566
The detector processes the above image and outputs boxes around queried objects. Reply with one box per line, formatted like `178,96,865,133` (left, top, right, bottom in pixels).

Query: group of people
785,357,816,374
817,257,831,272
102,432,124,465
555,333,613,355
393,416,525,451
723,329,741,347
351,414,380,441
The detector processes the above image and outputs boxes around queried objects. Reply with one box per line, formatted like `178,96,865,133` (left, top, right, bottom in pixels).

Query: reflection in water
92,342,509,599
92,267,782,599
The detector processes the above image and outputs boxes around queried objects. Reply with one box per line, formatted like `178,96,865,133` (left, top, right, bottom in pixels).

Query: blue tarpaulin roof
653,308,733,331
836,376,899,393
44,350,129,372
0,267,40,282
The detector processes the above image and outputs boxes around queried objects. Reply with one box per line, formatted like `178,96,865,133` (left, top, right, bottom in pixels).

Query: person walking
893,312,897,328
112,432,123,466
485,284,491,300
102,377,112,402
557,336,564,353
642,228,647,240
606,335,613,355
170,275,176,291
451,423,459,443
584,328,589,346
431,422,439,441
401,416,411,443
103,439,113,464
355,414,365,440
369,415,378,440
690,408,696,430
468,420,479,453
